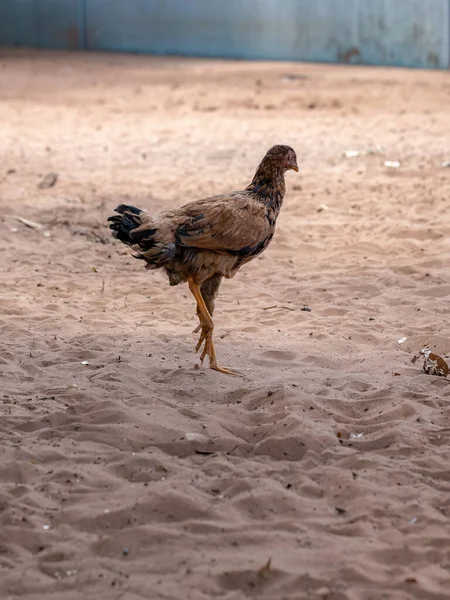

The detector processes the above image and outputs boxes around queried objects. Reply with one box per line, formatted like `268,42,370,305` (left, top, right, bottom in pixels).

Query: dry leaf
433,355,449,376
419,347,449,377
258,558,272,578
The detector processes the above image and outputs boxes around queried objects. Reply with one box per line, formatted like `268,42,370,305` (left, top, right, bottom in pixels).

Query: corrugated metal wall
0,0,449,69
0,0,84,49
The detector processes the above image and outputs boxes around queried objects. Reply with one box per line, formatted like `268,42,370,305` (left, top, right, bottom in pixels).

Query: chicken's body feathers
107,145,298,372
108,145,296,286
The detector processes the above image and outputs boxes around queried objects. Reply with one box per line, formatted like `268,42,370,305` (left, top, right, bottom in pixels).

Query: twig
262,304,296,311
12,215,43,230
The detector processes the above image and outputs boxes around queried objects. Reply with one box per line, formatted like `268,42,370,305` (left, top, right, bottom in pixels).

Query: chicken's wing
175,195,270,255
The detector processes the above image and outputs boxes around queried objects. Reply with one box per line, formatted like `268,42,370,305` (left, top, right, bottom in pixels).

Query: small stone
38,172,58,189
344,150,360,158
315,587,331,598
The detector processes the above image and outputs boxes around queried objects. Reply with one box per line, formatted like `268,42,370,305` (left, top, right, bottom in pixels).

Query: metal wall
1,0,449,69
0,0,84,49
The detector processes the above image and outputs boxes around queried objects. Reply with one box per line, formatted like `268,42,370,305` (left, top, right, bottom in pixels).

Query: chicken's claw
198,328,238,375
189,277,237,375
210,362,239,376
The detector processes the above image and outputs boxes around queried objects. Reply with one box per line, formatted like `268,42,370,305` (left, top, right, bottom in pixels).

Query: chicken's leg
193,274,222,353
188,277,236,375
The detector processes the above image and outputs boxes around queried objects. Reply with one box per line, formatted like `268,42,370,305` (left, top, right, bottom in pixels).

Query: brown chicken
107,144,298,375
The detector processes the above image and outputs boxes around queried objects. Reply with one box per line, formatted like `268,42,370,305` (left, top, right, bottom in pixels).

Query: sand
0,48,450,600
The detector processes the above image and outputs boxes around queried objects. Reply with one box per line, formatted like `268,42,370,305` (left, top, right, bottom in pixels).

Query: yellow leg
192,322,206,353
188,278,236,375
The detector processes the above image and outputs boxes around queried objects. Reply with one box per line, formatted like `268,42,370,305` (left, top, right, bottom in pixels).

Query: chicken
107,144,298,375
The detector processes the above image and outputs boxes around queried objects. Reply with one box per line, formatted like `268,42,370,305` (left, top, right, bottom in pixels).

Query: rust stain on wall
65,24,80,49
338,46,361,63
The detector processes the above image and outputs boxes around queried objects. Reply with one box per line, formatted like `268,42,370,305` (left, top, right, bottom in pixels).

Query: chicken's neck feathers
245,165,286,214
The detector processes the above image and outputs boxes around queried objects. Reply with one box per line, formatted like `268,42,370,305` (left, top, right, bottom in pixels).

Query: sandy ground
1,48,450,600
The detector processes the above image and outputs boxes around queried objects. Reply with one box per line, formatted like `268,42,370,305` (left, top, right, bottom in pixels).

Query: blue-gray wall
1,0,449,69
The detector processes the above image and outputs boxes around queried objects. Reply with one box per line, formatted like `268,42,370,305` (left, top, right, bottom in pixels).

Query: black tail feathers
115,204,142,216
108,203,176,268
107,204,145,245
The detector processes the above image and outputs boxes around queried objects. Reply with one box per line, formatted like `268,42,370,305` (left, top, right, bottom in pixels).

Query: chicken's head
265,145,298,173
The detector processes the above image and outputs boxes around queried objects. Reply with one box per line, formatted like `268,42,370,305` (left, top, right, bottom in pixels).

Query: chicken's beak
291,163,299,172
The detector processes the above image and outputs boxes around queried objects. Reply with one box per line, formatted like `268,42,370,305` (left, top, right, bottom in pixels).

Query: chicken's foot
188,278,236,375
